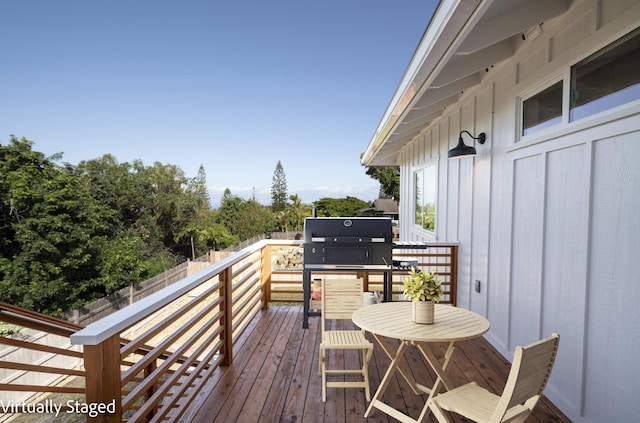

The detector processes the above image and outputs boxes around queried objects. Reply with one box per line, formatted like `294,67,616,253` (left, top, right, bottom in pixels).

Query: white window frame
569,26,640,122
516,73,565,142
515,26,640,146
412,161,438,235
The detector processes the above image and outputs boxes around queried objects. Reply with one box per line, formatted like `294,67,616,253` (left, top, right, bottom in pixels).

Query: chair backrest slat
321,278,364,332
491,333,560,422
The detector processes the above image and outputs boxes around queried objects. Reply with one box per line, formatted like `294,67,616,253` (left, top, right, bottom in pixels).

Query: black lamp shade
448,137,477,159
448,131,486,159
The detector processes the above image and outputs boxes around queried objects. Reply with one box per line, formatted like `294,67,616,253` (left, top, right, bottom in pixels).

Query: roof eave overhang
361,0,569,167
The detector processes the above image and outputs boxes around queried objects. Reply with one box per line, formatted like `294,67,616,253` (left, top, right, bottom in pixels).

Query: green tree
0,137,120,313
271,160,288,213
193,165,210,207
2,136,309,314
365,165,400,200
75,154,134,225
94,232,146,293
202,210,238,250
174,165,218,258
240,199,276,239
180,208,237,256
1,137,57,259
217,189,275,241
313,196,370,217
1,139,216,313
285,194,311,231
76,156,167,264
81,158,208,261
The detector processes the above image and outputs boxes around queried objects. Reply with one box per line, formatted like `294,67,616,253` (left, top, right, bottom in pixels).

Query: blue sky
1,1,437,207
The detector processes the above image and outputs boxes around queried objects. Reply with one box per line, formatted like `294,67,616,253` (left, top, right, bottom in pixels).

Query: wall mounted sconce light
448,131,486,159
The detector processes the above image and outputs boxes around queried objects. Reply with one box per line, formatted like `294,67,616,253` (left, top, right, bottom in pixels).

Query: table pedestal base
365,338,456,423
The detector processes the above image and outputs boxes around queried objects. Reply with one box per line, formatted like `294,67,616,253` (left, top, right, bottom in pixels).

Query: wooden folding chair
319,278,373,402
428,333,560,423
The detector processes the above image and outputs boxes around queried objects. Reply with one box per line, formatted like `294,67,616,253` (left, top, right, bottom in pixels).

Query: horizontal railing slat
0,383,85,394
0,360,85,377
0,336,84,358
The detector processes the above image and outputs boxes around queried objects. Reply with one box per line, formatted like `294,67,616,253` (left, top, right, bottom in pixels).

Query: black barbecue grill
301,217,394,328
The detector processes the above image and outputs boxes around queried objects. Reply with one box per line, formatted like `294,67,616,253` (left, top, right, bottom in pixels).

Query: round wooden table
352,302,490,422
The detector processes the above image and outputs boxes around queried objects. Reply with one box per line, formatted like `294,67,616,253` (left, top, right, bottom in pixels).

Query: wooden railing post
450,245,458,306
83,333,121,422
261,244,272,309
220,266,234,366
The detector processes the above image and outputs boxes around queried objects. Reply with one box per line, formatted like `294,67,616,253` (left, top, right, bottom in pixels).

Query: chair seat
431,382,501,421
322,330,372,349
432,383,531,421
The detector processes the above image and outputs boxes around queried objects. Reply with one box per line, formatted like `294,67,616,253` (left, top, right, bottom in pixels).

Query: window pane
522,81,563,136
414,165,436,232
570,27,640,121
422,165,436,232
414,170,423,227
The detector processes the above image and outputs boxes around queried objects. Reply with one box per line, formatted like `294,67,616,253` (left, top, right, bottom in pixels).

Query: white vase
363,292,375,306
412,301,434,324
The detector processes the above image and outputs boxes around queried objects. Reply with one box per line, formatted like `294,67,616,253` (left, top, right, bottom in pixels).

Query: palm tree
287,194,310,231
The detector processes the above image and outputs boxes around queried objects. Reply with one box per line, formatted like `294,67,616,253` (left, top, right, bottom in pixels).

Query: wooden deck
184,305,570,423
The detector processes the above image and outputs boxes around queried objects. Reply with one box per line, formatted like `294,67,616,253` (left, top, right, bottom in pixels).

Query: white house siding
397,1,640,421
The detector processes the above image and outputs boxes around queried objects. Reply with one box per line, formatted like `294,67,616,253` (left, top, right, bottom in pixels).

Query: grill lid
303,217,392,243
302,217,393,268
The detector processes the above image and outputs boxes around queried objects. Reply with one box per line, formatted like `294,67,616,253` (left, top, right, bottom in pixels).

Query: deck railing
269,242,458,305
1,239,458,422
69,239,275,422
0,303,85,416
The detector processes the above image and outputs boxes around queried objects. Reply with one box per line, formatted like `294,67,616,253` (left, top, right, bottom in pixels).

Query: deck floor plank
219,306,294,422
282,309,319,423
188,305,284,422
186,306,571,423
260,307,307,422
238,306,300,422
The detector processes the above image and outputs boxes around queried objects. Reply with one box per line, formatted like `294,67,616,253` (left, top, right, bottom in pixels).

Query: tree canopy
365,165,400,201
0,137,374,314
312,196,371,217
0,137,230,313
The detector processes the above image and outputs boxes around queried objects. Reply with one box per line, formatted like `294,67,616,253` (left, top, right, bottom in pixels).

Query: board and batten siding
396,1,640,421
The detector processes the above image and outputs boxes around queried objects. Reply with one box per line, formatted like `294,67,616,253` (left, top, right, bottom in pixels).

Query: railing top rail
0,302,82,337
70,240,301,346
264,239,302,246
392,241,459,248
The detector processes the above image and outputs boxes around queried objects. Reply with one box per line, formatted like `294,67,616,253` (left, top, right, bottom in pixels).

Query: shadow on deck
184,305,570,423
